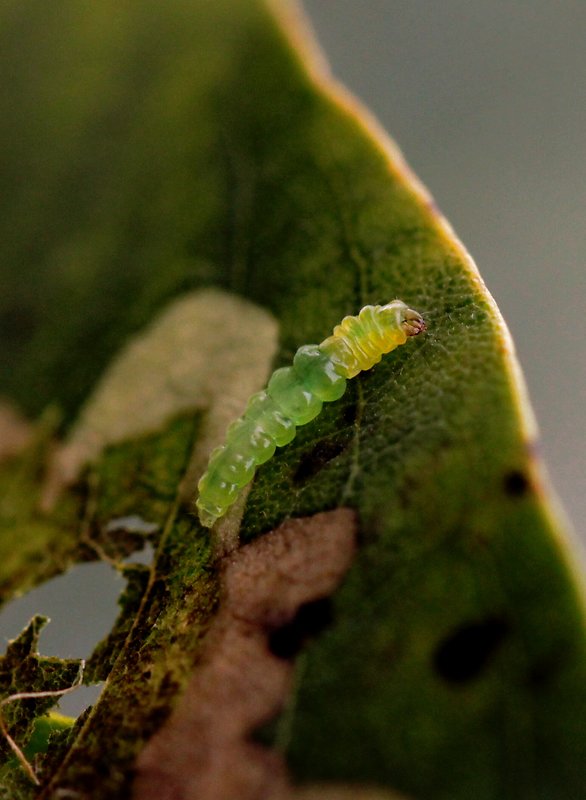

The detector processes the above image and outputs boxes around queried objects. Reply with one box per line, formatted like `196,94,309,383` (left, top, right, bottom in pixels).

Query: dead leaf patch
41,289,278,510
133,508,357,800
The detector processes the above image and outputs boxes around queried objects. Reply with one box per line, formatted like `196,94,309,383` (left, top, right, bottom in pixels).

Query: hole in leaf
56,682,103,717
433,616,510,683
0,548,149,715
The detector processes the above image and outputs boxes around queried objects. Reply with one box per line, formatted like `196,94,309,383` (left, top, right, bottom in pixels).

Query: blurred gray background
303,0,586,542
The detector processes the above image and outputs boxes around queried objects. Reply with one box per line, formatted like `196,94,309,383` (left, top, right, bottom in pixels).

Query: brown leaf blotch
133,508,357,800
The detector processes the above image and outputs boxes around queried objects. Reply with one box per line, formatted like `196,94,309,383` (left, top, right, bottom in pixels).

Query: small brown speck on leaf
133,509,357,800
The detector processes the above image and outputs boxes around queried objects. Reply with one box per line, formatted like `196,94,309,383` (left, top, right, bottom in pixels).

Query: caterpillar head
381,300,426,337
402,306,426,337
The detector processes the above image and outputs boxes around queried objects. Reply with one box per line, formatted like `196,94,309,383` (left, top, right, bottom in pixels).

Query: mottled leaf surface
0,1,585,798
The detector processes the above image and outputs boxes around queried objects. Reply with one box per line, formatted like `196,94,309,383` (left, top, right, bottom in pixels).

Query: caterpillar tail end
196,501,220,529
402,307,426,337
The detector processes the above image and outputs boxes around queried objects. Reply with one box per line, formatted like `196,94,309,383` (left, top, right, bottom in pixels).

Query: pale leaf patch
42,289,278,508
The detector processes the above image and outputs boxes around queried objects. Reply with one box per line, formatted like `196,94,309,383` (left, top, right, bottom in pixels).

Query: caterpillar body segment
196,300,425,527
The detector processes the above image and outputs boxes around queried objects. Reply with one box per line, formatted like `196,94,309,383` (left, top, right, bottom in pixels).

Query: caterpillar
196,300,425,527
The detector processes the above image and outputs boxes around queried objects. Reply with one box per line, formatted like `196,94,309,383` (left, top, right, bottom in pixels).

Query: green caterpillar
196,300,425,527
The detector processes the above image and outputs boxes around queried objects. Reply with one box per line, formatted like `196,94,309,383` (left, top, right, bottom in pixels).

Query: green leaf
0,1,585,798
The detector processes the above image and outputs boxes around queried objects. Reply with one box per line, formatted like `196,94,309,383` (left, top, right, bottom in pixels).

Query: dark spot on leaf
268,598,334,660
250,714,279,748
503,469,529,498
293,437,350,484
433,616,510,683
